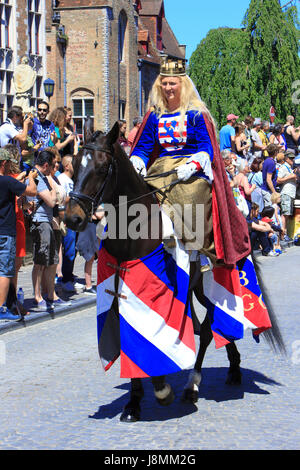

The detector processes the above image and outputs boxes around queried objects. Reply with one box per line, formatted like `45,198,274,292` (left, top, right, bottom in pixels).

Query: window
28,0,41,55
119,100,126,120
118,10,127,63
0,0,12,48
0,1,13,121
72,96,94,136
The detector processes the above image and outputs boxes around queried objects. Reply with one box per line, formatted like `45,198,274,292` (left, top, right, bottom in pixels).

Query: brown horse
64,118,285,422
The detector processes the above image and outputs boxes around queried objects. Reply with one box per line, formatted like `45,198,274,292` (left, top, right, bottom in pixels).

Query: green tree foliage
189,0,300,126
189,28,248,125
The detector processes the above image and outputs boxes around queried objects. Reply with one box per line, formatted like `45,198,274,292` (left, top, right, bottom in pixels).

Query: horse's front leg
152,376,174,406
120,378,144,422
225,342,242,385
182,312,213,404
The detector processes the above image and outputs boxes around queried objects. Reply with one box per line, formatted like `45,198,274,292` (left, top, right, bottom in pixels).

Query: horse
65,117,285,422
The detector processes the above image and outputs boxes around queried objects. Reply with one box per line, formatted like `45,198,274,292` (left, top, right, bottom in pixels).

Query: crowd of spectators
0,107,143,321
1,103,299,321
220,113,300,258
0,104,103,321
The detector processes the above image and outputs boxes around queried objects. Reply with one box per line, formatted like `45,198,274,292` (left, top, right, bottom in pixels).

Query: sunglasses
38,108,48,113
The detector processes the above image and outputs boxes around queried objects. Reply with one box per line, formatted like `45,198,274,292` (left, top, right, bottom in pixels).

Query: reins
70,142,181,216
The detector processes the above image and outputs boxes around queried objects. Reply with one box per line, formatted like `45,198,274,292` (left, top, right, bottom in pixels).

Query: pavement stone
0,254,97,334
0,240,294,335
0,242,299,451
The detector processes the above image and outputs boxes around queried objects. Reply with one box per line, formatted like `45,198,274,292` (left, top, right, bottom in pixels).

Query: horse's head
64,119,120,232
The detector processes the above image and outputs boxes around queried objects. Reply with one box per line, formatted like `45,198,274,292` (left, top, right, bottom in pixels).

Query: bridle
69,141,181,221
69,142,116,221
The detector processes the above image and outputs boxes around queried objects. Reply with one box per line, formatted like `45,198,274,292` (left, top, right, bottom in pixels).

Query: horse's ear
106,121,120,147
84,116,94,144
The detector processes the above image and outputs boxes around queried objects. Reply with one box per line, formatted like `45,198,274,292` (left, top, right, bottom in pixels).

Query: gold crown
160,55,186,77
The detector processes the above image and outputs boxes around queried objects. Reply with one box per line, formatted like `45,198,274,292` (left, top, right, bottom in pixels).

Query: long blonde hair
147,74,216,134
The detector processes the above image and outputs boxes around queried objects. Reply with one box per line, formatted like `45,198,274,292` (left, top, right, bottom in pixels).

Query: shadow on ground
89,367,282,422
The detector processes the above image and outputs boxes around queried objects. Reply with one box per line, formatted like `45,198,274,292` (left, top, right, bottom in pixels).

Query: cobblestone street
0,247,299,450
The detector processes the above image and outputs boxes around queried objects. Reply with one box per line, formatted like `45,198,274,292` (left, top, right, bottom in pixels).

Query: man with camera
29,150,59,311
0,106,32,149
0,148,37,321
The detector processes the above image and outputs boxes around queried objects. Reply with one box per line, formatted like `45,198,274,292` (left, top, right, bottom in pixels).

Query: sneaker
33,299,49,311
62,281,76,293
49,298,72,307
83,287,97,295
0,307,21,321
266,251,279,257
73,281,84,292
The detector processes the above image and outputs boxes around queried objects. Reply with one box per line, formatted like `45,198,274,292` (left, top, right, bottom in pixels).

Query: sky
164,0,300,62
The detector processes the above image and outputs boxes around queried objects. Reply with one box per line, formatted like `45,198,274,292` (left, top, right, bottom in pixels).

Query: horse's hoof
120,405,141,423
156,386,175,406
226,370,242,385
181,388,198,404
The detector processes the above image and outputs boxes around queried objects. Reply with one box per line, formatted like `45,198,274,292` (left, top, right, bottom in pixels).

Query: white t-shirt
278,163,296,198
250,129,262,158
58,172,74,196
0,119,19,147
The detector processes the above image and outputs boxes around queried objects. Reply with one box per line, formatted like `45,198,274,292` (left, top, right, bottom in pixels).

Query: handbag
232,187,249,217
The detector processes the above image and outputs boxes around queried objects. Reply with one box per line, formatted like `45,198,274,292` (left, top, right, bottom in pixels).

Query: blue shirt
132,110,213,165
262,158,277,192
219,124,235,150
30,118,55,150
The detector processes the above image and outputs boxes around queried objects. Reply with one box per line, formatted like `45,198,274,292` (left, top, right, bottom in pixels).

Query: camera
24,114,34,122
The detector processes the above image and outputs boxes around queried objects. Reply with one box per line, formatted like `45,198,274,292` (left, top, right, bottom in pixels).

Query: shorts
280,194,294,216
0,235,16,277
261,190,272,207
31,222,59,266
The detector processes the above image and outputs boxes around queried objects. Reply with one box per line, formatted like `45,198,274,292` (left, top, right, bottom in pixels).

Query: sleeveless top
283,125,298,153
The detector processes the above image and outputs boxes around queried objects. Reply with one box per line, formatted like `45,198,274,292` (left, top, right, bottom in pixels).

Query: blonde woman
48,107,76,157
234,123,250,158
130,56,251,266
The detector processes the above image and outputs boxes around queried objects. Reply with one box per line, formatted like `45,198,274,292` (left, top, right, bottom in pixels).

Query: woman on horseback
130,55,250,267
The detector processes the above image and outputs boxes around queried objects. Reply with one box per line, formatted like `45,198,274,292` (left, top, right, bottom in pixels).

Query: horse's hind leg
120,378,144,422
225,342,242,385
152,376,175,406
182,312,213,404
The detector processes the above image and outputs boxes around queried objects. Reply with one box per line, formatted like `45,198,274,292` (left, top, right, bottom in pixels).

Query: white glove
130,156,147,177
176,162,198,182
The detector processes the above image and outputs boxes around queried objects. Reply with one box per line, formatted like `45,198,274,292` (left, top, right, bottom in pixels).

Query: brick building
47,0,140,134
47,0,185,135
0,0,51,122
137,0,186,116
1,0,185,136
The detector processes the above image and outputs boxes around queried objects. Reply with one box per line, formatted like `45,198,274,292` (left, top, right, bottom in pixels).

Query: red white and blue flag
203,255,272,349
97,242,196,378
158,116,187,151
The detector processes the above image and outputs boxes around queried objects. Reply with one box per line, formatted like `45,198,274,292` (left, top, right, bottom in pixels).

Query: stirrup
200,264,211,273
199,254,211,273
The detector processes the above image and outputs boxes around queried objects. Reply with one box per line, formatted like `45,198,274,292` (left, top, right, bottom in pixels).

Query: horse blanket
203,256,272,348
96,242,196,378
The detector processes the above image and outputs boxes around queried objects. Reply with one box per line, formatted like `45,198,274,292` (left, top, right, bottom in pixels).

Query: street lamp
43,78,55,100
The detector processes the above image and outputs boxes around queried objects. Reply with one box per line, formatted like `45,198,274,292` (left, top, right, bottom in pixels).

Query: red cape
130,111,251,266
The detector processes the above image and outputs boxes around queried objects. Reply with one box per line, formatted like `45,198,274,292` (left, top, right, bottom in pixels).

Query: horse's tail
252,252,286,356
